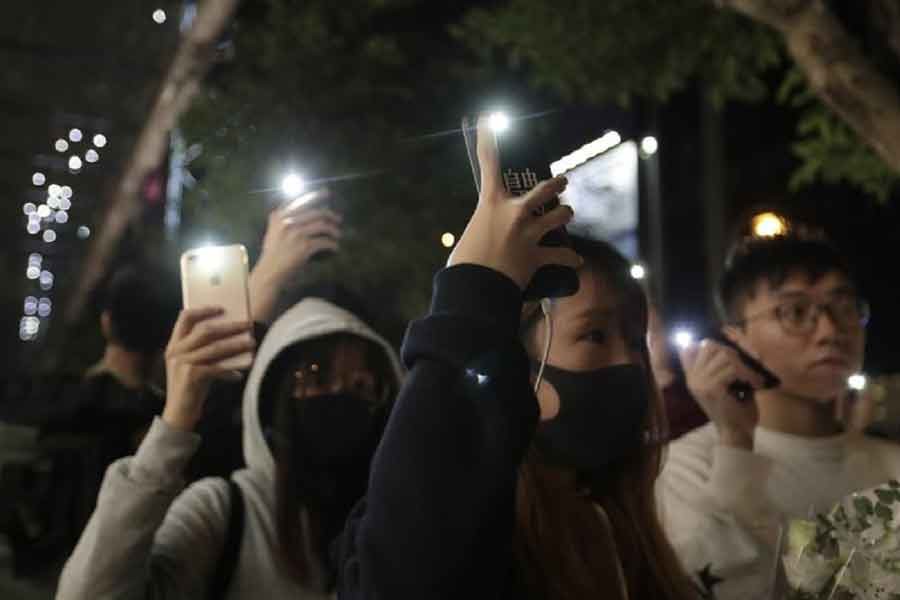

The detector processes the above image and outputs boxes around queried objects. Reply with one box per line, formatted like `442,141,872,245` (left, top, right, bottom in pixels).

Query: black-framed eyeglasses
734,291,870,337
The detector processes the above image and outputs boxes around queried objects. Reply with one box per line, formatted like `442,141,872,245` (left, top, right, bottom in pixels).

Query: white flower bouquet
781,481,900,600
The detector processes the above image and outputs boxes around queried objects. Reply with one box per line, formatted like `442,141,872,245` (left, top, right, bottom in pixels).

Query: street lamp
751,212,787,238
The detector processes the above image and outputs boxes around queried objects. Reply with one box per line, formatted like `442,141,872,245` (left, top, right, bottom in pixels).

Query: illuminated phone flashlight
193,243,225,275
671,328,695,351
281,172,306,198
848,373,867,392
630,263,646,280
487,112,510,134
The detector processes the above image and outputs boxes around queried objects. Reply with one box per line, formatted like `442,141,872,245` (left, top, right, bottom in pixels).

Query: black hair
522,236,647,352
101,266,176,355
717,234,857,323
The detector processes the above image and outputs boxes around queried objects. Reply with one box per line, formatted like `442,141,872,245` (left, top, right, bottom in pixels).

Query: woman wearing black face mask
336,119,696,600
57,296,402,600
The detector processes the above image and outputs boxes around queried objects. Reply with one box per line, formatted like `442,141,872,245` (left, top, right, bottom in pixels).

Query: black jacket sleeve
337,265,540,599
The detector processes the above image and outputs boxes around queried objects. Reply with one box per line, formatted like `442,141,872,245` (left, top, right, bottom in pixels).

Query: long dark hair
259,333,397,589
515,237,695,600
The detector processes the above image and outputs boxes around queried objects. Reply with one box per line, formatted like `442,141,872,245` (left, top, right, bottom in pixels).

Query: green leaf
854,496,875,516
876,489,896,505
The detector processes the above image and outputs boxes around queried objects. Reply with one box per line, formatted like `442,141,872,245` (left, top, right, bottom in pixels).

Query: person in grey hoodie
55,292,403,600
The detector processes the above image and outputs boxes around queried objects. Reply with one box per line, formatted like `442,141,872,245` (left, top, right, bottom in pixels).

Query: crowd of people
1,118,895,600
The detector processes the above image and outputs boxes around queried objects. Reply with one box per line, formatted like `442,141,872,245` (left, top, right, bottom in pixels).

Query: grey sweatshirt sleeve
56,417,231,600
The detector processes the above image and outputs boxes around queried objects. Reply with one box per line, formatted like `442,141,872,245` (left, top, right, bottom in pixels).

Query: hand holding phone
162,306,255,431
180,244,254,372
448,116,582,292
704,330,780,400
679,337,769,448
460,115,580,300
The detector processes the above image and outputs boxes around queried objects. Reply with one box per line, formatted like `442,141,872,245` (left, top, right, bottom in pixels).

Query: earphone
533,297,554,393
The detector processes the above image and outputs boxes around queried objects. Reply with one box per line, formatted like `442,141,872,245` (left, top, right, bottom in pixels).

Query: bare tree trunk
64,0,241,325
716,0,900,174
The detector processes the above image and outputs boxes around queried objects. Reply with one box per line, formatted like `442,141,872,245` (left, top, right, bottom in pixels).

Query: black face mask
534,363,650,472
295,392,382,468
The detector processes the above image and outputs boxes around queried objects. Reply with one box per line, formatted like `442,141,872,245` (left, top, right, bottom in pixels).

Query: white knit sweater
658,423,900,600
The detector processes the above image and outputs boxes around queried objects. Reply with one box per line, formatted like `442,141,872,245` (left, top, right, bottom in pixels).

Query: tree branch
716,0,900,174
64,0,241,325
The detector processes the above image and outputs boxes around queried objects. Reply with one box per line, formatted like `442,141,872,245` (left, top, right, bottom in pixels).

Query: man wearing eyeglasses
657,233,892,600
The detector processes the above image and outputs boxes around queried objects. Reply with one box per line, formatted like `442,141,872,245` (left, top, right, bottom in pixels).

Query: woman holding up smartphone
336,119,697,599
56,204,403,600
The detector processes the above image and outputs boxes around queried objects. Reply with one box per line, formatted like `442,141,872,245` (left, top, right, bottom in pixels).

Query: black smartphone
461,114,579,301
704,329,780,401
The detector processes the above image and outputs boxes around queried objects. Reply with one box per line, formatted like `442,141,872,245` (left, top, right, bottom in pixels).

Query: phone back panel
180,244,252,371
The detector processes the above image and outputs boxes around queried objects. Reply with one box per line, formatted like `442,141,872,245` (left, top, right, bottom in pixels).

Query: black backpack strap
207,478,245,599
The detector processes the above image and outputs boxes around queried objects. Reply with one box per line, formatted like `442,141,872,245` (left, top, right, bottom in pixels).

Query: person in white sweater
657,232,900,600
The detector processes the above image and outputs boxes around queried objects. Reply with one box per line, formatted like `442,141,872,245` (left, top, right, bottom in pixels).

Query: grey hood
242,297,404,485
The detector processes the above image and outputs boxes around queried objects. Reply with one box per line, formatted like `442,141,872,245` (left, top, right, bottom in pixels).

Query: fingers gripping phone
282,187,336,262
461,115,579,301
180,244,253,371
706,329,780,402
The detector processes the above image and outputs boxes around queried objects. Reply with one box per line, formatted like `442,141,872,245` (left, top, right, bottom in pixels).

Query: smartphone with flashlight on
461,113,579,301
180,244,253,372
672,326,780,401
280,187,338,262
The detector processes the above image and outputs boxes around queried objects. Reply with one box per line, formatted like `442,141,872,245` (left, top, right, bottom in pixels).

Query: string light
32,172,46,186
43,230,57,243
441,232,455,248
85,149,99,163
93,134,107,148
69,128,83,143
153,9,167,24
55,139,69,153
68,156,83,171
